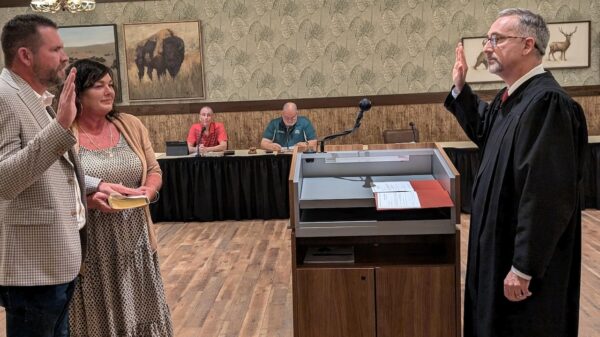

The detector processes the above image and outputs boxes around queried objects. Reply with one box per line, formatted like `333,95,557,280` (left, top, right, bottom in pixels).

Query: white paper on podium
371,181,414,193
375,191,421,209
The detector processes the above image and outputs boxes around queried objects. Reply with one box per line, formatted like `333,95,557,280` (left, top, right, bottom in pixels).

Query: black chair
383,128,419,144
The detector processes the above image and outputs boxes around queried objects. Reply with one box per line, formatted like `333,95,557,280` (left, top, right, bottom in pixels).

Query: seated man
260,102,317,151
187,106,228,154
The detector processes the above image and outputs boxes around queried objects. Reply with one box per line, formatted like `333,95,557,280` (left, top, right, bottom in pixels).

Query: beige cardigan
72,113,162,252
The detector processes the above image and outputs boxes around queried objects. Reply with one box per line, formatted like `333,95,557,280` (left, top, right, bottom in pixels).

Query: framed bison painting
461,36,502,84
123,21,205,101
542,21,590,69
59,24,122,102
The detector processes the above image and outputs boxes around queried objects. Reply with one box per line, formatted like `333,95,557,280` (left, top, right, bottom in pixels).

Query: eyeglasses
283,114,297,123
482,34,545,55
481,34,526,48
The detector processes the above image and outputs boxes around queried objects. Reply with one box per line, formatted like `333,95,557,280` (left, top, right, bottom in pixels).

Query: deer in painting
548,26,577,61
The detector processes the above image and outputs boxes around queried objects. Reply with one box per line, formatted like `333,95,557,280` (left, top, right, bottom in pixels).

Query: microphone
359,98,372,112
357,98,371,119
354,98,372,129
409,122,417,143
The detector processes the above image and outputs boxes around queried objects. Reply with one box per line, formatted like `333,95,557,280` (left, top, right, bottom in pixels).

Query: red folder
410,180,454,208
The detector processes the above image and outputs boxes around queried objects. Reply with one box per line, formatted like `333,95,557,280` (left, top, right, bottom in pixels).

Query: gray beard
488,59,503,74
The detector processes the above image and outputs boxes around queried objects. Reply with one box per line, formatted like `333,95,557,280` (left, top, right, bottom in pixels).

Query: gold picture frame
123,21,205,101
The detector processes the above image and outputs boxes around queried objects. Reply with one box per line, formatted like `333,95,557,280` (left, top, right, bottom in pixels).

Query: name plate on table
203,152,224,157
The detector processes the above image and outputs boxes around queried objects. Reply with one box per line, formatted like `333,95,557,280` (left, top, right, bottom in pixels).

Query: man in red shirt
186,106,228,154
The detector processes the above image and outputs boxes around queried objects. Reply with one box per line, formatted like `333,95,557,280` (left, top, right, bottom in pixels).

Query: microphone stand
196,125,206,157
319,98,371,153
409,122,417,143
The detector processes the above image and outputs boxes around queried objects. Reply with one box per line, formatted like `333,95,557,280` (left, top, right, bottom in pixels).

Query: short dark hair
66,59,119,118
1,14,58,67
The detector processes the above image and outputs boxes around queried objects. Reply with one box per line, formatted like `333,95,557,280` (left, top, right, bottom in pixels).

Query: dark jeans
0,278,76,337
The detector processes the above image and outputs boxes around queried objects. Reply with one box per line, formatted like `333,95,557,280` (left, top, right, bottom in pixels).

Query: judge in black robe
444,8,587,337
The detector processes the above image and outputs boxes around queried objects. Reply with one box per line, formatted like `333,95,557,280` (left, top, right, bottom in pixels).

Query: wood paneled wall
133,95,600,153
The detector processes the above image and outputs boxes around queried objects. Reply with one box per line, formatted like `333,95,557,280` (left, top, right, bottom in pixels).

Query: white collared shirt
34,91,86,230
506,63,545,96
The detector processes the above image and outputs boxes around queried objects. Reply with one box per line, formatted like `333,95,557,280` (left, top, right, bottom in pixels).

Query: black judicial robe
444,72,587,337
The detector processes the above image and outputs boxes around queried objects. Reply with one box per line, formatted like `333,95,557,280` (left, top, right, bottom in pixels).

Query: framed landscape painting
542,21,590,69
59,24,122,102
123,21,205,101
461,36,502,84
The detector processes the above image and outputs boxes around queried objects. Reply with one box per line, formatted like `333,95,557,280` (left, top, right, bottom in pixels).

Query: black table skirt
444,142,600,213
150,155,291,222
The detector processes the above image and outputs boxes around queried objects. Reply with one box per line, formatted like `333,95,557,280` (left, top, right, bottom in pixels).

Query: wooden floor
1,211,599,336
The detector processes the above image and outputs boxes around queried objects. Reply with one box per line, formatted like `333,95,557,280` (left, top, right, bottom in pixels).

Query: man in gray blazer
0,14,134,337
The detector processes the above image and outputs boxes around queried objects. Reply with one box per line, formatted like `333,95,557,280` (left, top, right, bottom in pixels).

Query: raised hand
453,42,468,92
56,67,77,129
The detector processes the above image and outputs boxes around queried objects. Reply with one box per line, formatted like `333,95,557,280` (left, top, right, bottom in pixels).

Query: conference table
150,140,600,222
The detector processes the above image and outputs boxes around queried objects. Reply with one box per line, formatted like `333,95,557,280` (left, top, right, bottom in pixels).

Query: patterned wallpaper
1,0,599,104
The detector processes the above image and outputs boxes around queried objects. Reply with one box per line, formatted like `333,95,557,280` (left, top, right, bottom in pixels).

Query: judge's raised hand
503,270,532,302
56,67,77,129
453,42,468,92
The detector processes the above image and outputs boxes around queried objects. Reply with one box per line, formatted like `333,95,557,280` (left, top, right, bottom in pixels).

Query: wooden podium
288,143,461,337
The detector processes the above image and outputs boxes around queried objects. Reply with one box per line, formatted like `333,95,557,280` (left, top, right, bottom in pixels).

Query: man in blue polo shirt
260,102,317,151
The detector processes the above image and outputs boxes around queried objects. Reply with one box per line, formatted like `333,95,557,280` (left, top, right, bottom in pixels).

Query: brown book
108,194,149,210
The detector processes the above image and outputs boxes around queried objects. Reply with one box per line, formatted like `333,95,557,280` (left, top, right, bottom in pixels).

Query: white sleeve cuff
84,175,102,195
511,266,532,280
451,87,461,98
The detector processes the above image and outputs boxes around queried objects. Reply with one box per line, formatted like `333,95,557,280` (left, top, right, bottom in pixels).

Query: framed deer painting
461,36,503,83
123,21,205,101
542,21,590,69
